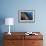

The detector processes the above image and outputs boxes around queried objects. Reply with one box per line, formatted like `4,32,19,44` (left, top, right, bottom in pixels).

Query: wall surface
0,0,46,46
0,0,46,32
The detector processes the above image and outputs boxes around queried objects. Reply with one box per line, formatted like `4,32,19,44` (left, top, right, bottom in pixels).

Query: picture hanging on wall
18,10,35,23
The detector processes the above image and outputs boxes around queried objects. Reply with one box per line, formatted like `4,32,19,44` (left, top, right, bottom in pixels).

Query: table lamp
5,18,14,35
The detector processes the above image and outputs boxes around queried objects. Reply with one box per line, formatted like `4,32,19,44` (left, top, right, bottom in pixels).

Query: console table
4,32,43,46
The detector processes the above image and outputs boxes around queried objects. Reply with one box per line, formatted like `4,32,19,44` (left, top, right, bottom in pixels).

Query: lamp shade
5,18,14,25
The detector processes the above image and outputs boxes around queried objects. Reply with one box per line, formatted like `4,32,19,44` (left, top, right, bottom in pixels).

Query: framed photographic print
18,10,35,23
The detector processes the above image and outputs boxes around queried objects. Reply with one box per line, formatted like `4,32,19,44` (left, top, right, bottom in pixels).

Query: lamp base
8,32,11,35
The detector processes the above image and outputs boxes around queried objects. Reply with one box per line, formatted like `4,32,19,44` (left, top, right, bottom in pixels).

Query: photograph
18,10,35,23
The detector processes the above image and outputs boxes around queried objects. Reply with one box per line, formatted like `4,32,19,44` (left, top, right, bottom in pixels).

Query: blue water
27,12,33,16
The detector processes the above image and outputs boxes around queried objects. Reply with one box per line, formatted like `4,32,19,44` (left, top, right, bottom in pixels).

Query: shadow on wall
0,33,4,46
0,16,5,32
0,16,5,46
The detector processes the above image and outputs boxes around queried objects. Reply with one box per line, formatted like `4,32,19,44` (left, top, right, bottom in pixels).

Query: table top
4,32,43,40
